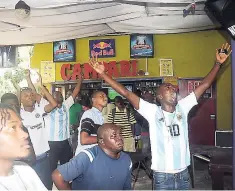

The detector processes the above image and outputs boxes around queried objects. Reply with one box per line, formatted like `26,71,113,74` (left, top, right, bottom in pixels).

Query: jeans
32,153,52,190
153,168,191,190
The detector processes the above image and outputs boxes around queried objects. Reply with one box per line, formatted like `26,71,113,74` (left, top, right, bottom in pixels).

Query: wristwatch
215,61,222,67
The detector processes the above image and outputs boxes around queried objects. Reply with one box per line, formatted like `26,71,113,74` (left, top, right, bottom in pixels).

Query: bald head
97,123,117,141
97,123,123,152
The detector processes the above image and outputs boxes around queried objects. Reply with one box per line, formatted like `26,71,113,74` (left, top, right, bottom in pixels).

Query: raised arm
89,55,140,110
24,69,42,104
71,76,83,99
37,73,57,112
194,43,232,100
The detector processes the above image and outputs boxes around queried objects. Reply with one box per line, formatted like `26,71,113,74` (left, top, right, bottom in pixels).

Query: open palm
89,54,105,74
216,43,232,64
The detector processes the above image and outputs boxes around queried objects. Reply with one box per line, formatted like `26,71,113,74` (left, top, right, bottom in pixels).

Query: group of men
0,43,232,190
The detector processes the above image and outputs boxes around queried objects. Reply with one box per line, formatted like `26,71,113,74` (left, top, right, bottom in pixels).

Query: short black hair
80,96,90,108
1,93,18,103
90,91,105,104
114,96,123,103
0,104,15,131
91,91,103,99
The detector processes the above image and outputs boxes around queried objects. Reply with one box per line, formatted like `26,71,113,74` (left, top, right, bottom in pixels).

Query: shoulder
120,152,132,169
13,161,37,174
81,109,94,118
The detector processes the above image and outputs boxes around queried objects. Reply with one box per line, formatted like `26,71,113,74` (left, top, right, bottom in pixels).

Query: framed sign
130,34,154,58
40,61,55,83
89,39,115,58
53,39,76,62
160,59,173,76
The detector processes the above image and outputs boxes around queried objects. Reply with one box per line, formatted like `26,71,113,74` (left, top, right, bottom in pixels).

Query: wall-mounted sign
160,59,173,76
60,60,138,80
89,39,116,58
53,39,76,62
40,61,55,83
130,34,154,58
188,80,212,98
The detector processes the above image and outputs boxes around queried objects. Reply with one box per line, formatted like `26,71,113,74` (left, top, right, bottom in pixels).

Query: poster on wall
130,34,154,58
160,59,173,76
53,39,76,62
188,80,212,98
40,61,55,83
89,39,115,58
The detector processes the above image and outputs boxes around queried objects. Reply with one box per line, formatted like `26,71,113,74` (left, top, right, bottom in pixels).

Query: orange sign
60,60,138,80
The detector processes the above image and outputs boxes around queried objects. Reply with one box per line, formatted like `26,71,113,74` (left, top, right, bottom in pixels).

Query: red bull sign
60,60,138,80
89,39,115,58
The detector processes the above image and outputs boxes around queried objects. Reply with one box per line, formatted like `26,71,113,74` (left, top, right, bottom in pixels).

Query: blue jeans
153,168,191,190
32,153,52,190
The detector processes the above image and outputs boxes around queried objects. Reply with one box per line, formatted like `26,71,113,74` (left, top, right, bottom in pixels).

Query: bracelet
215,62,222,67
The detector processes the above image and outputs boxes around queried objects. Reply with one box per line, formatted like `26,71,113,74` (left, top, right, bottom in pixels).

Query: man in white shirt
75,91,108,155
88,43,232,190
0,103,47,191
20,73,57,190
45,78,82,173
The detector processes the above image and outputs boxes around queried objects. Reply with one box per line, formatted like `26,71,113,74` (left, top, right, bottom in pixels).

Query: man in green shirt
66,91,82,126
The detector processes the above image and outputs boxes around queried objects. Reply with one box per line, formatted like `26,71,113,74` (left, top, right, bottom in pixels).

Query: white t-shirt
75,107,104,155
0,161,47,191
137,92,198,173
21,100,50,156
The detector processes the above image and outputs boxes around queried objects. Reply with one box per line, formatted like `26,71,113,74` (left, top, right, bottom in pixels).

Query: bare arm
72,76,82,100
194,43,232,100
52,170,71,190
40,85,57,112
36,73,57,112
89,55,140,109
80,132,97,145
24,69,41,104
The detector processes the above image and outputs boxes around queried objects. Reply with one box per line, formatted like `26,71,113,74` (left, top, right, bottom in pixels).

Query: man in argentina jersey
44,77,82,173
88,43,232,190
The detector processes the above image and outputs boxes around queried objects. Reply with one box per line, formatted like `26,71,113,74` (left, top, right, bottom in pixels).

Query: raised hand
37,72,43,87
88,54,105,74
24,69,31,78
216,43,232,64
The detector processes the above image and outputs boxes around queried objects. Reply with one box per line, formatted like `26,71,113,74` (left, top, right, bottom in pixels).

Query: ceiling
0,0,219,45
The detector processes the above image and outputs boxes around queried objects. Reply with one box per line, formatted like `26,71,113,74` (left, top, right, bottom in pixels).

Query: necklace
0,168,28,190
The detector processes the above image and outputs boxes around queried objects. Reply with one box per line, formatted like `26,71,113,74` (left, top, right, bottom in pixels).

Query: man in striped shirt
88,44,232,190
108,96,136,152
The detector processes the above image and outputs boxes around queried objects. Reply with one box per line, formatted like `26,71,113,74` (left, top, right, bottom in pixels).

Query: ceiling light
15,0,30,19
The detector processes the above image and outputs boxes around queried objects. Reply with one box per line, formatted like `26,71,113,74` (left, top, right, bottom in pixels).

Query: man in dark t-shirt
52,123,132,190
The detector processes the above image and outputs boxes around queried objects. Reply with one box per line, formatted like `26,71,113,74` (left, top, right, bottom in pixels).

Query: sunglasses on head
20,87,32,92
